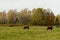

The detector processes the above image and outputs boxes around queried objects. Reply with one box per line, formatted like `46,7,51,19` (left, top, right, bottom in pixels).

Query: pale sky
0,0,60,16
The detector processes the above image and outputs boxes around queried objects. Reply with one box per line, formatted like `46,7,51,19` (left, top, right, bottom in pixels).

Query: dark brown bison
47,26,53,30
9,24,14,27
10,25,13,27
23,25,29,29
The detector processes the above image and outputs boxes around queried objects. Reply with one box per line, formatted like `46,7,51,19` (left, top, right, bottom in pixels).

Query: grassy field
0,26,60,40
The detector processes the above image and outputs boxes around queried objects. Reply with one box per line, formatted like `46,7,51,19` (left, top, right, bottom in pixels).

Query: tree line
0,8,60,26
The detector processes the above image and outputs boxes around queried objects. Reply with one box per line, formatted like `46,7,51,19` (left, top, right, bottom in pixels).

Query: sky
0,0,60,16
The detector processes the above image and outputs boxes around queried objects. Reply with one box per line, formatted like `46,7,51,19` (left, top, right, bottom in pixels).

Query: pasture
0,26,60,40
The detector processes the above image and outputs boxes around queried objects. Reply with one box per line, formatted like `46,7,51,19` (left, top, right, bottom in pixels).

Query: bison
23,25,29,29
10,25,13,27
9,24,14,27
47,26,53,30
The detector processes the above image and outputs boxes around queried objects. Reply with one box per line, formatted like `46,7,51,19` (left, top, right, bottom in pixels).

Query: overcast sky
0,0,60,15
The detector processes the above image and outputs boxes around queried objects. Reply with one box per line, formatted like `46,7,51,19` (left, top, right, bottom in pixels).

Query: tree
0,11,6,24
50,12,55,25
2,11,6,24
31,8,44,25
44,9,55,26
55,16,59,25
7,9,17,24
17,8,31,25
55,15,60,26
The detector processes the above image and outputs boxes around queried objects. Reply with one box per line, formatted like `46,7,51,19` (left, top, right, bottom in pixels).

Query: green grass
0,26,60,40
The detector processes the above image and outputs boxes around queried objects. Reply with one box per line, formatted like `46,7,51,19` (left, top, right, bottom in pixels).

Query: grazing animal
47,26,53,30
10,24,13,27
23,25,29,29
10,25,13,27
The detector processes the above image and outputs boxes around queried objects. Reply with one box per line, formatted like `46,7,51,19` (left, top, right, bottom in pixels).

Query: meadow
0,26,60,40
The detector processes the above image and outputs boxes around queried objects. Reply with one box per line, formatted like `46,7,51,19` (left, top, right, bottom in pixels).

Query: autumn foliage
0,8,59,26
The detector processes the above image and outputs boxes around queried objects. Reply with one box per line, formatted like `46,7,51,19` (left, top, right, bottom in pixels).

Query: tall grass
0,26,60,40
